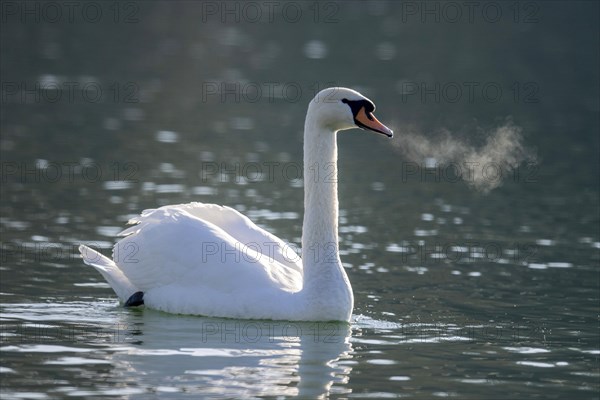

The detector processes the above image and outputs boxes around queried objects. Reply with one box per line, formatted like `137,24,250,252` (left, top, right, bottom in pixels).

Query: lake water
1,1,599,399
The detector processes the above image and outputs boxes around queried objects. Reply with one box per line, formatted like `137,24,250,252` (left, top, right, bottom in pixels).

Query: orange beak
354,107,394,138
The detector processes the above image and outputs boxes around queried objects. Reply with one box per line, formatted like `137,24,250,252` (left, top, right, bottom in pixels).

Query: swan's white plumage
82,202,305,319
80,87,391,321
116,203,302,292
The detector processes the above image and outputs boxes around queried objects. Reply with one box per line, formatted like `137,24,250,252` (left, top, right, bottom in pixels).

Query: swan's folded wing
160,203,302,273
113,206,302,293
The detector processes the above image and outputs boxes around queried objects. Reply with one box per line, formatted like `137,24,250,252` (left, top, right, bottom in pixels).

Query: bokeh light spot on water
304,40,328,59
375,42,396,61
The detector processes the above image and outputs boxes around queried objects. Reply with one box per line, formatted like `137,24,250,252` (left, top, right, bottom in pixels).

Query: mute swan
79,87,393,322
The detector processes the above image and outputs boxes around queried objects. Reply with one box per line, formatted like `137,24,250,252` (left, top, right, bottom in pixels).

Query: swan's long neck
302,117,340,258
301,109,353,319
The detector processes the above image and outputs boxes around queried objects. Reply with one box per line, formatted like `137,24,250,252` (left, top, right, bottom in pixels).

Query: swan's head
308,87,393,138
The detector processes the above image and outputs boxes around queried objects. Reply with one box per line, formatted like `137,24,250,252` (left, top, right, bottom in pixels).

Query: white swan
79,87,393,321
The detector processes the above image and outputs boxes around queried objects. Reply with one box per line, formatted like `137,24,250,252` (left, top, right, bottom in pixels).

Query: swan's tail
79,245,139,302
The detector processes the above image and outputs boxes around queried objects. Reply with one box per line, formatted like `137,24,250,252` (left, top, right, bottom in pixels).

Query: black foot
124,291,144,307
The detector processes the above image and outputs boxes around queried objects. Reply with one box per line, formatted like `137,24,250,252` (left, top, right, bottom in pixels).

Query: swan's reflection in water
110,308,353,398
